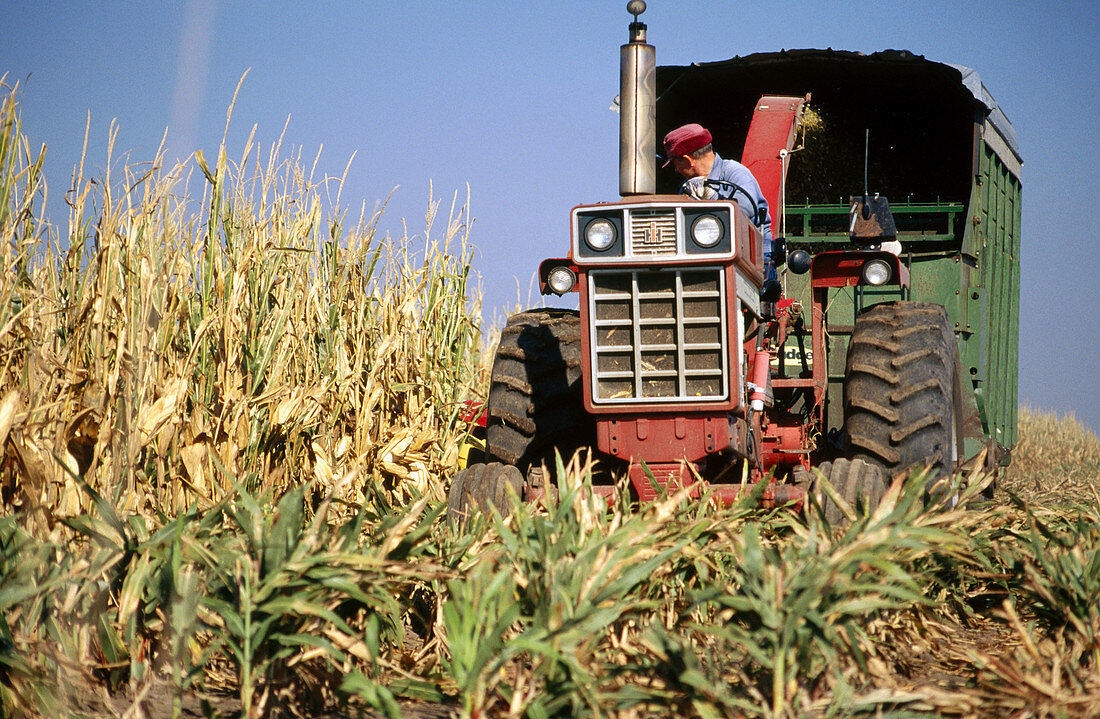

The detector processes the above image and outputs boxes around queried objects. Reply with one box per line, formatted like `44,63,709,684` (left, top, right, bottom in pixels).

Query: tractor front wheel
446,462,524,528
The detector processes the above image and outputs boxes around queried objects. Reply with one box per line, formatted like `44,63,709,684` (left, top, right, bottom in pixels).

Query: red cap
662,123,712,167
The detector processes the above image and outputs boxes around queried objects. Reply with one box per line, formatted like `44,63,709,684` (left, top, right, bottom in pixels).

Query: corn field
2,83,1099,719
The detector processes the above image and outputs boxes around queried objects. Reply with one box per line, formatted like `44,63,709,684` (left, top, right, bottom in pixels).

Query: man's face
671,154,700,179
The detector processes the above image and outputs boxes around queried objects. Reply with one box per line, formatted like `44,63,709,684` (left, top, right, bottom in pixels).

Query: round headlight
862,259,892,286
584,218,616,251
691,214,723,248
547,266,576,295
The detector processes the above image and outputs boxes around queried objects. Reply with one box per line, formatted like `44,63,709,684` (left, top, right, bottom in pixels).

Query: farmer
662,123,772,245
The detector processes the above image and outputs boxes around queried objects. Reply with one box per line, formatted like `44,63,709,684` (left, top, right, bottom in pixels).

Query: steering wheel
702,179,762,226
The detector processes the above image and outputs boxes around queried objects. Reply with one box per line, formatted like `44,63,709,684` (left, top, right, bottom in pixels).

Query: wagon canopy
654,49,1021,204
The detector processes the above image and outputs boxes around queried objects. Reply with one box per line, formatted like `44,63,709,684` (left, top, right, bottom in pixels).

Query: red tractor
450,2,1019,523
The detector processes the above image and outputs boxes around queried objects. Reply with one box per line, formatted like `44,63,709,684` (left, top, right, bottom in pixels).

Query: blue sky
3,1,1099,434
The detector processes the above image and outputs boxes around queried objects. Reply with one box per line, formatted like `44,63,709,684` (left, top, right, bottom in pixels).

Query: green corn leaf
341,671,403,719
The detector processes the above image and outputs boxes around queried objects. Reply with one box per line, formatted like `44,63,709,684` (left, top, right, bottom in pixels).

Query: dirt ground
53,614,1026,719
64,680,460,719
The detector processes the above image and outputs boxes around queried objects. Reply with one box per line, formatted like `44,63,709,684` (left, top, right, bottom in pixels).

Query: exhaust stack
619,1,656,196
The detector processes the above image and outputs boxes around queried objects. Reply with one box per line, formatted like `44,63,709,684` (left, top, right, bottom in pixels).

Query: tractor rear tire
485,308,593,474
814,458,889,526
844,302,958,481
447,462,524,528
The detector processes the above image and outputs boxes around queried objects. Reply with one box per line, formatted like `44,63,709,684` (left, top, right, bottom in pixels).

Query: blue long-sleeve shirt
681,153,773,243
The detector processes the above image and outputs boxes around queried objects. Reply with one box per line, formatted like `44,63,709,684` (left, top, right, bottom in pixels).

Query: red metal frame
595,414,733,466
809,251,910,289
459,400,487,427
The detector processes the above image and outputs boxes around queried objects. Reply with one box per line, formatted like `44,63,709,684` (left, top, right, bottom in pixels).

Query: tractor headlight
547,266,577,295
690,214,723,248
862,259,892,286
584,218,616,251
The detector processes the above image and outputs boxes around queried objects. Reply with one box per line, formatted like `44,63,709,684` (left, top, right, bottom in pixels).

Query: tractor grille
589,268,728,403
629,209,678,256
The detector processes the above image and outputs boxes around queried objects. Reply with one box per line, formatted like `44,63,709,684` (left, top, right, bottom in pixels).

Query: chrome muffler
619,1,655,196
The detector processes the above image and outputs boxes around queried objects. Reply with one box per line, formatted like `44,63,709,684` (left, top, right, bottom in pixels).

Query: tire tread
844,301,957,479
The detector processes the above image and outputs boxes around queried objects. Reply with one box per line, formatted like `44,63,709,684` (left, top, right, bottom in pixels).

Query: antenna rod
862,128,870,219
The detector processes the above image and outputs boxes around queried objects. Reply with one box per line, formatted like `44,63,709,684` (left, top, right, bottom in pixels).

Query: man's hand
682,176,718,200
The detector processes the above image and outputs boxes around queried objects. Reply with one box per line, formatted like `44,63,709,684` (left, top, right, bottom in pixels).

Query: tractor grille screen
629,208,678,256
589,268,728,403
